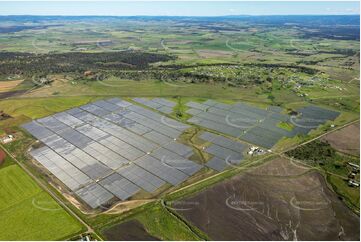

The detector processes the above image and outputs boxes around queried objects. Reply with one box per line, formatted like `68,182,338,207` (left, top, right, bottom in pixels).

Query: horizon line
0,13,360,17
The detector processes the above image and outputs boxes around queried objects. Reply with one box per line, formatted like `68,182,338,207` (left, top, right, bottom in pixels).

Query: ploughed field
172,157,360,240
321,122,360,156
102,220,160,241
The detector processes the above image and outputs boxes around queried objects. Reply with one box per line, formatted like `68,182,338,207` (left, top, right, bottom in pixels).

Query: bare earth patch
173,157,360,240
0,80,23,92
196,49,234,58
102,220,160,241
248,157,309,177
104,200,154,215
166,39,194,45
0,149,5,167
321,122,360,156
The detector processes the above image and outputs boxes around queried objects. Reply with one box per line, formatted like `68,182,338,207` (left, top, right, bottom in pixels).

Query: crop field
171,157,360,240
0,162,83,240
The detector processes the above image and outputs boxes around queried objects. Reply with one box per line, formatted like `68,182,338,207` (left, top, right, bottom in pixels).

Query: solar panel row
107,98,132,108
199,131,245,152
133,97,176,114
121,111,181,138
75,183,114,209
206,144,243,162
53,112,84,128
151,147,202,176
30,147,92,191
98,173,140,201
186,101,209,111
299,105,339,120
117,163,166,193
152,98,177,108
143,130,173,145
188,116,242,137
76,124,110,141
162,141,194,158
134,155,189,186
40,134,112,179
127,104,189,132
198,131,247,172
92,100,120,112
205,156,228,172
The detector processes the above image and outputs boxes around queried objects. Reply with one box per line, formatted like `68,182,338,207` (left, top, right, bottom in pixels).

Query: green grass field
133,203,203,240
0,96,95,119
0,163,83,240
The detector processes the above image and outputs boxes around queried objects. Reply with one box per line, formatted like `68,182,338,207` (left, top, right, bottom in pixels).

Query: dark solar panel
98,173,140,200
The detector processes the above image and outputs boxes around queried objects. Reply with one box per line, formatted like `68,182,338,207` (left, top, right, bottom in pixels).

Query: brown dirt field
321,122,360,156
173,157,360,241
0,149,5,166
73,40,112,45
102,220,160,241
196,49,234,58
104,200,154,215
166,40,193,45
0,80,23,92
0,90,27,99
248,157,309,177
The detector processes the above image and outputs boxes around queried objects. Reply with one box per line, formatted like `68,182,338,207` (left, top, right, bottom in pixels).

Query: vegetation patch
277,121,294,131
0,163,83,240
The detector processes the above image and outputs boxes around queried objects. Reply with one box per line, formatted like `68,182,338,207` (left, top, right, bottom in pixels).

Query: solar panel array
199,131,247,171
133,98,176,114
23,97,339,207
185,100,340,149
290,105,340,135
23,98,203,209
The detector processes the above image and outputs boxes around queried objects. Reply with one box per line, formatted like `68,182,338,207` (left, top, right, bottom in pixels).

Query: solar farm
22,98,203,209
22,97,340,209
185,100,340,149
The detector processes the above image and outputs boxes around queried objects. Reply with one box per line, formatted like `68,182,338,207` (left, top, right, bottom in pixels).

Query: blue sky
0,1,359,16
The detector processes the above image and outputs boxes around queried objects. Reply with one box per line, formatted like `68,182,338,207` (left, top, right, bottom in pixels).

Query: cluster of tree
243,63,318,75
286,140,336,164
301,25,360,41
106,69,269,86
0,50,321,88
0,51,174,76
